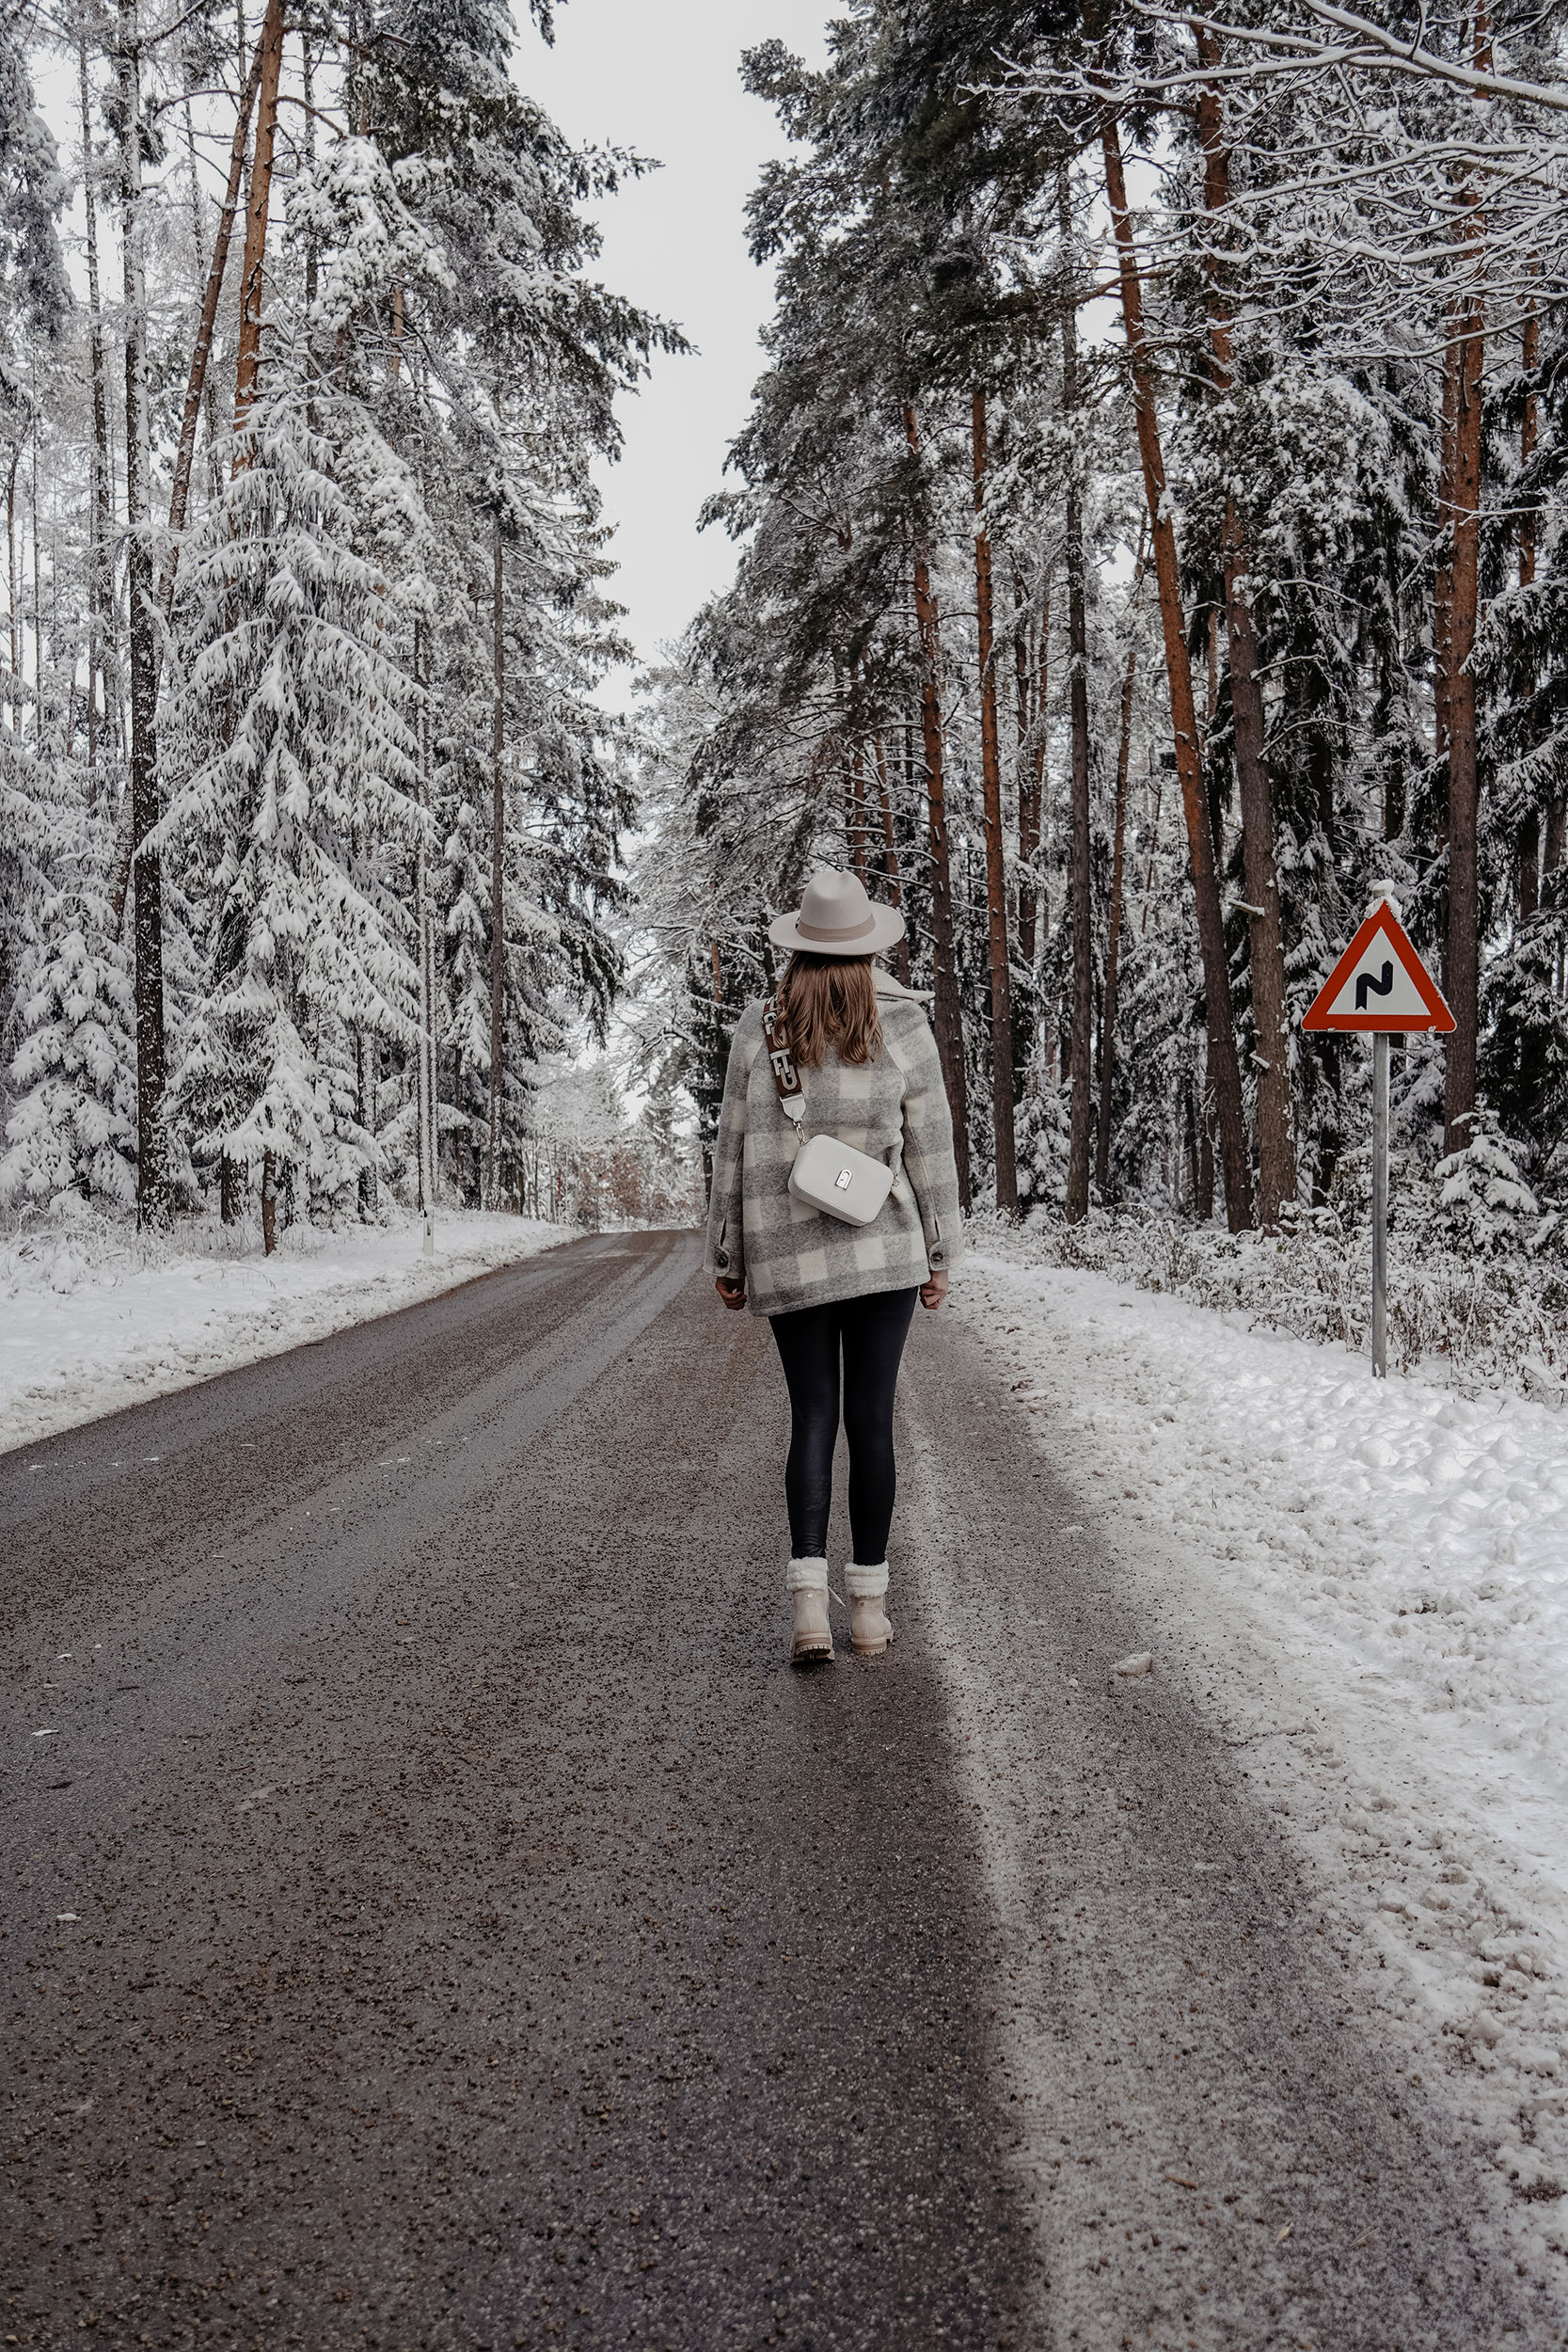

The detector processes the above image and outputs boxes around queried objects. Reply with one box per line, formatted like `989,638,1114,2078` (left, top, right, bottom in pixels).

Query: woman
705,867,963,1664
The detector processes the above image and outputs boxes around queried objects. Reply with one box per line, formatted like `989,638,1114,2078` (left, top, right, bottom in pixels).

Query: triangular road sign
1303,900,1455,1034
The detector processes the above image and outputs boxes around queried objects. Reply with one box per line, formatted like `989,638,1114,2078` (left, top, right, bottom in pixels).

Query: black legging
768,1287,920,1565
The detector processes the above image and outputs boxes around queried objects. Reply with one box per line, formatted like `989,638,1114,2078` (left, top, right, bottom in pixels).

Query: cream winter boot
785,1557,833,1662
847,1562,893,1656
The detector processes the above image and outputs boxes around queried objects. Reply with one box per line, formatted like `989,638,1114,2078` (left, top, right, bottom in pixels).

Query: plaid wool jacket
704,973,963,1316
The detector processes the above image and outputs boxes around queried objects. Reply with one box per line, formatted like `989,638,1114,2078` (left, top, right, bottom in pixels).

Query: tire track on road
1,1234,1028,2352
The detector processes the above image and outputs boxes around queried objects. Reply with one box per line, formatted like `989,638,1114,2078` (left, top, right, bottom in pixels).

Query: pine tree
1,799,135,1211
162,384,424,1244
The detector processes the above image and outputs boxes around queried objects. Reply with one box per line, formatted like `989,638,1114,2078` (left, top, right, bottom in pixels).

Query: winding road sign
1300,896,1454,1381
1302,900,1454,1034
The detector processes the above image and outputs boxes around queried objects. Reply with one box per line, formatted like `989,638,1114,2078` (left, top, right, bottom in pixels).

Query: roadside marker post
1302,897,1455,1378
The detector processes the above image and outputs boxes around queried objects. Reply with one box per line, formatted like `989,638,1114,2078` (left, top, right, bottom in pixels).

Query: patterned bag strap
761,998,806,1127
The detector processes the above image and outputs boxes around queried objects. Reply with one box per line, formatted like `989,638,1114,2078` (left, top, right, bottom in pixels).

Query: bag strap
761,997,907,1185
761,998,806,1127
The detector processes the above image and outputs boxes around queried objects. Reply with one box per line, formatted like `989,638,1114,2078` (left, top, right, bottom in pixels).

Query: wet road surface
0,1229,1538,2348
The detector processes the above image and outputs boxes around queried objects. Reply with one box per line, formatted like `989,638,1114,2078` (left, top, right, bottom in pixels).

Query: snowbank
1,1208,572,1455
959,1249,1568,2243
972,1204,1568,1403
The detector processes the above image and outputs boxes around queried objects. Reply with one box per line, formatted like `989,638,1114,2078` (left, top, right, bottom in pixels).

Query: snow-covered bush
1420,1111,1539,1259
1015,1078,1071,1209
1,887,136,1209
977,1200,1568,1402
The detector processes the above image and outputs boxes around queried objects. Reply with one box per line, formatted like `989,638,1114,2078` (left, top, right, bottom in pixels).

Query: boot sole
791,1640,834,1664
851,1637,889,1656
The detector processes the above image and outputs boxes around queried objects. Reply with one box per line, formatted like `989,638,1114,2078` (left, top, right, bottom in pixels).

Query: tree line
635,0,1568,1242
1,0,678,1247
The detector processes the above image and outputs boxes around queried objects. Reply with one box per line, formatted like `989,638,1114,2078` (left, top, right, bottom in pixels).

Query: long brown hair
777,952,883,1069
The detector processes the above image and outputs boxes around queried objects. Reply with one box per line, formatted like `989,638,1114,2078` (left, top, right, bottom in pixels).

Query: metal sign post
1303,895,1454,1381
1370,1031,1388,1377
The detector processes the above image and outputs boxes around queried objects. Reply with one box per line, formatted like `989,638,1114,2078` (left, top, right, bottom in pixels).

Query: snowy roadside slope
959,1250,1568,2252
1,1212,573,1456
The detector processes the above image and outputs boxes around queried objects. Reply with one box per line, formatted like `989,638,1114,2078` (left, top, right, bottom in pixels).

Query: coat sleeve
895,1011,964,1274
704,1010,758,1282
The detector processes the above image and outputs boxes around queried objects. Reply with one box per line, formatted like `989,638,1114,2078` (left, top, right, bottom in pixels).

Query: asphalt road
0,1228,1541,2350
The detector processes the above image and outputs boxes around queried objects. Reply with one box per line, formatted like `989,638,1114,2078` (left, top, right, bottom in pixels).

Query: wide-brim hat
768,866,907,957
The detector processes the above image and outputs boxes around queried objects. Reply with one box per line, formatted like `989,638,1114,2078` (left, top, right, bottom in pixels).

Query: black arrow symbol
1356,960,1395,1009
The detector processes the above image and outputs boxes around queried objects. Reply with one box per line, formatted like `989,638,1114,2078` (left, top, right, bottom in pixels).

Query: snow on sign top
1302,901,1455,1034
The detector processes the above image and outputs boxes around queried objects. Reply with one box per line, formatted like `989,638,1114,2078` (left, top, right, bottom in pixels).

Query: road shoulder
1,1208,577,1456
939,1265,1568,2335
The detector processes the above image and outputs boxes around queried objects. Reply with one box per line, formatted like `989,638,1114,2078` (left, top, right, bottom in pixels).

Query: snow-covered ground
1,1209,572,1455
958,1248,1568,2263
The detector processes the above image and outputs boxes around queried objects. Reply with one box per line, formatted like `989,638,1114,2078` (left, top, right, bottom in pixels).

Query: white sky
516,0,832,697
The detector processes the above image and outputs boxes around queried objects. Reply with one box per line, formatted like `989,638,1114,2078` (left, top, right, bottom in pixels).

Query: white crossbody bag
761,999,895,1228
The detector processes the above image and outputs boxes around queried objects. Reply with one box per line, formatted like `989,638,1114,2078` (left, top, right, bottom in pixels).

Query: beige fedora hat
768,866,907,957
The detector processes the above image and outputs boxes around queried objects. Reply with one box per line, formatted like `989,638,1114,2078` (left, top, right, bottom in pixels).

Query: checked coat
703,972,963,1316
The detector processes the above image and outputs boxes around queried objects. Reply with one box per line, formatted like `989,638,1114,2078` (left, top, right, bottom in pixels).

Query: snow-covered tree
161,386,425,1240
0,857,135,1212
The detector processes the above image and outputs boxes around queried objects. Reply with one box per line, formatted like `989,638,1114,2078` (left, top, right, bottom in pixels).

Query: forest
0,0,689,1246
4,0,1568,1300
636,0,1568,1313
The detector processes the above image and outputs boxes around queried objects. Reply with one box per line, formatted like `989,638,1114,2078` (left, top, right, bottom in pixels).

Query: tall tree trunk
1519,810,1540,922
1521,287,1539,589
413,617,437,1227
29,403,40,723
119,0,169,1228
1064,485,1092,1222
1441,333,1485,1146
301,31,318,322
1012,570,1032,951
487,524,506,1208
1012,566,1044,1103
1012,571,1030,790
1439,310,1482,1157
871,732,911,985
845,655,870,882
1197,37,1297,1225
972,390,1017,1214
1060,169,1095,1225
1096,640,1138,1200
1096,524,1148,1194
1101,120,1254,1230
163,27,265,611
1019,590,1049,969
848,741,870,881
901,720,926,968
1440,7,1490,1156
1519,283,1540,930
80,36,112,787
1062,586,1094,1214
232,0,285,433
903,401,972,1208
1141,751,1165,933
5,453,15,723
1433,326,1459,787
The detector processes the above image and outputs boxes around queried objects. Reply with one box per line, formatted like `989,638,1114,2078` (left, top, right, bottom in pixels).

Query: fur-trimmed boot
786,1557,833,1663
847,1562,893,1657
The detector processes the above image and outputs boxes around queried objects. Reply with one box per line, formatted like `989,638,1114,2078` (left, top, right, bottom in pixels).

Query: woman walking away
705,868,963,1664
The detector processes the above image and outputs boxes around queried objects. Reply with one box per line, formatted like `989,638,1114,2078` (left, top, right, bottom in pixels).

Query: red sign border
1302,900,1455,1034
